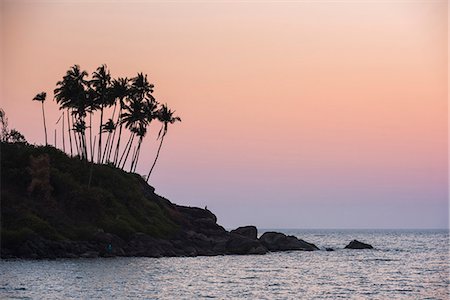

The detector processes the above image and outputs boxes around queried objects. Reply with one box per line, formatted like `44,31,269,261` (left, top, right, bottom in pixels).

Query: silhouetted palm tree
129,123,147,172
129,98,158,172
129,72,154,100
146,104,181,182
91,64,113,163
54,65,89,159
101,118,115,163
109,77,129,164
85,87,100,161
73,119,87,159
49,64,182,174
32,92,48,145
117,73,154,169
118,96,148,169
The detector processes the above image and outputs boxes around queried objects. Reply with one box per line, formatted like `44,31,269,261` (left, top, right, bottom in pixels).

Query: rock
325,247,334,251
226,233,268,255
344,240,373,249
259,231,319,251
230,226,258,240
126,233,165,257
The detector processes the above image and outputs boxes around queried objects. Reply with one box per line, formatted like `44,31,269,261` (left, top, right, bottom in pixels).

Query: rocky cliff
1,142,322,259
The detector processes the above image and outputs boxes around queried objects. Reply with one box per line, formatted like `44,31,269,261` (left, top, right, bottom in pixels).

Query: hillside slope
1,142,232,258
1,142,320,258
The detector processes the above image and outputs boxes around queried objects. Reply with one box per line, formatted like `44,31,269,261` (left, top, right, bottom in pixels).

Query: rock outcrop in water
230,225,258,240
344,240,373,249
259,231,319,251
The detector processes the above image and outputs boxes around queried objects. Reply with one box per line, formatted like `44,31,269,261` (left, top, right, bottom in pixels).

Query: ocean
1,229,448,299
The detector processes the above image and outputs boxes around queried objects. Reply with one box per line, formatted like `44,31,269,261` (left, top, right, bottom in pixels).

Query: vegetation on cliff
1,141,179,250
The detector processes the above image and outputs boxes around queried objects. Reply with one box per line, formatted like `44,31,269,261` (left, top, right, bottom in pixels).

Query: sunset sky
1,0,448,229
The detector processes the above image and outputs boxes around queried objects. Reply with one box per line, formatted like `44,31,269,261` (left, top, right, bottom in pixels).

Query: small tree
0,108,27,144
8,129,26,143
33,92,48,145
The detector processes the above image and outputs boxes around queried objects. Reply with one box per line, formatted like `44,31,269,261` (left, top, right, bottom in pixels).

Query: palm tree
117,96,148,169
61,111,65,152
129,123,146,172
146,104,181,182
109,77,129,164
32,92,48,145
117,73,154,169
91,64,113,163
129,72,154,100
85,87,100,161
129,98,158,172
101,118,115,163
72,119,88,159
54,65,89,159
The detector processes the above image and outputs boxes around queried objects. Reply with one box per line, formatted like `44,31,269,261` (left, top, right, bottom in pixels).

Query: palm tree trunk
77,131,83,159
98,106,104,163
73,128,80,157
101,134,110,164
109,105,122,163
113,121,124,166
80,132,85,159
130,137,141,172
90,134,96,162
41,102,48,145
75,132,80,157
117,132,133,168
132,137,143,173
120,133,135,169
146,134,165,182
89,112,93,162
131,140,139,172
88,135,97,189
62,111,65,153
67,110,73,156
54,129,57,148
102,132,111,164
71,115,80,157
82,128,88,160
106,129,115,163
129,146,137,172
102,103,117,163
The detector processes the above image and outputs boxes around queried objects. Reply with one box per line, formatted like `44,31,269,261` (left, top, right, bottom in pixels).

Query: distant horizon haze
1,0,448,229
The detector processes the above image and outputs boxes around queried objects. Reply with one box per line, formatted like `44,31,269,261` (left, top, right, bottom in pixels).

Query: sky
1,0,448,229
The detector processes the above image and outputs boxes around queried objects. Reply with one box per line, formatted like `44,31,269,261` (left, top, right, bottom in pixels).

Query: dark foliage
1,142,179,246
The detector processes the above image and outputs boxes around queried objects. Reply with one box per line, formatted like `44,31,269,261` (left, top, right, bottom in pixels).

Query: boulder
226,233,268,255
259,231,319,251
230,226,258,240
344,240,373,249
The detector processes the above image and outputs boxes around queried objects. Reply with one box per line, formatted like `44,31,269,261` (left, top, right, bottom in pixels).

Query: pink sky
1,0,448,228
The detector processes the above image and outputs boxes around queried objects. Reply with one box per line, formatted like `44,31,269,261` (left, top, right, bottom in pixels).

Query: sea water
1,229,448,299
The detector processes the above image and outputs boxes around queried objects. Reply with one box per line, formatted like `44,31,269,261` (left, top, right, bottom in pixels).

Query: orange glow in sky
1,0,447,228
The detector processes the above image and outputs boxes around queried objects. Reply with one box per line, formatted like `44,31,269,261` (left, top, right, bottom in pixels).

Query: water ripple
0,229,448,299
